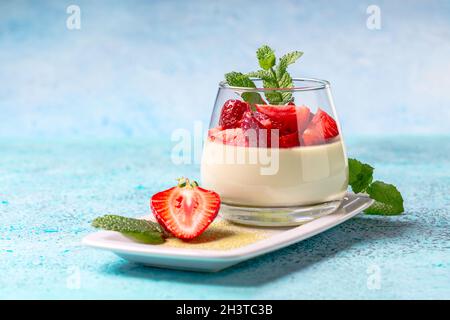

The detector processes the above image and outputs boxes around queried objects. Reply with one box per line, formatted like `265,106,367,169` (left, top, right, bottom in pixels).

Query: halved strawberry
302,108,339,146
219,99,249,129
150,178,221,240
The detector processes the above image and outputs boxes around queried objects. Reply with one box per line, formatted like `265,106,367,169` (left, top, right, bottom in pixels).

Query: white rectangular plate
83,193,373,272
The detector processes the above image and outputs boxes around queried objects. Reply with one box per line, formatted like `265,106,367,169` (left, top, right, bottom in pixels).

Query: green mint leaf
92,214,166,244
122,231,164,244
249,67,291,104
256,45,276,70
348,158,374,193
247,70,273,82
365,181,404,215
277,51,303,76
224,46,303,105
225,72,265,105
225,71,257,88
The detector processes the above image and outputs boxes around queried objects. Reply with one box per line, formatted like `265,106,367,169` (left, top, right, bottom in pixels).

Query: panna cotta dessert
202,138,347,207
201,98,349,217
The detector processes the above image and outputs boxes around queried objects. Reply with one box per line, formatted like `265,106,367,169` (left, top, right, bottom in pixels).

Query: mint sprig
225,71,265,105
225,45,303,105
348,158,404,215
92,214,166,244
348,158,373,193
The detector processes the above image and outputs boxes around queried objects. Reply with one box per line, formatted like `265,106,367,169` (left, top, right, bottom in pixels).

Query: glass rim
219,77,330,92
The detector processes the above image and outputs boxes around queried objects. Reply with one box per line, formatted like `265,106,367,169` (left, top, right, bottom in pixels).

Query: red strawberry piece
310,108,339,139
253,111,272,129
255,104,298,135
302,108,339,146
151,178,221,240
240,111,260,131
302,126,325,146
219,99,249,129
256,104,296,119
208,126,223,142
295,105,311,133
240,111,275,147
209,127,248,147
279,131,301,148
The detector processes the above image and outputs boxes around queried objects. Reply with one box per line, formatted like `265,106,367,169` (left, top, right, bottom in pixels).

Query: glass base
220,200,343,227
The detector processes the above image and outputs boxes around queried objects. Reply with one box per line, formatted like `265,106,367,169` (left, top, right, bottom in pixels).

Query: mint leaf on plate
365,181,404,215
348,158,374,193
92,214,166,244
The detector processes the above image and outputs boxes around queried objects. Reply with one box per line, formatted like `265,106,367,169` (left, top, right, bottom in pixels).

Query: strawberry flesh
255,104,298,135
151,185,221,240
209,127,248,146
279,131,301,148
212,104,338,148
302,108,339,146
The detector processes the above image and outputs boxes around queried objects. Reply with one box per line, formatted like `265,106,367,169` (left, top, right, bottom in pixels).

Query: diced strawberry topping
302,108,339,146
240,111,261,131
209,127,248,147
150,179,221,240
239,111,267,147
279,131,301,148
255,104,298,135
295,105,311,133
302,126,325,146
309,108,339,139
219,99,249,129
211,105,338,148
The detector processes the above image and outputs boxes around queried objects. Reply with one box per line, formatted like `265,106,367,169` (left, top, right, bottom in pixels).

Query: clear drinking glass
201,78,348,226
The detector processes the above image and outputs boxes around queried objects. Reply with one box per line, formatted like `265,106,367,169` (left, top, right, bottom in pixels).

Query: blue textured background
1,0,450,299
1,0,450,137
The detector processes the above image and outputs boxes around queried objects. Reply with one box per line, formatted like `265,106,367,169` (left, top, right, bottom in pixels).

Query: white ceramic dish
82,193,373,272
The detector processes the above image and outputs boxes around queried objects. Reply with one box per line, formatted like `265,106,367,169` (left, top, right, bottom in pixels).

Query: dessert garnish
151,178,221,240
226,45,303,105
348,158,404,215
92,178,221,243
92,215,166,244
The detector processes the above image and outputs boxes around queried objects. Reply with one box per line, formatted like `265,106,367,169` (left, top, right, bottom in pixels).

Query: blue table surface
1,135,449,299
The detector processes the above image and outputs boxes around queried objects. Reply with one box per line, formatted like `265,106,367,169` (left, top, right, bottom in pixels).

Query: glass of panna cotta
201,78,348,226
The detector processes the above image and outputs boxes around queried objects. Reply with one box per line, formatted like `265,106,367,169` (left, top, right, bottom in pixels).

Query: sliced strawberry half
219,99,249,129
150,178,221,240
